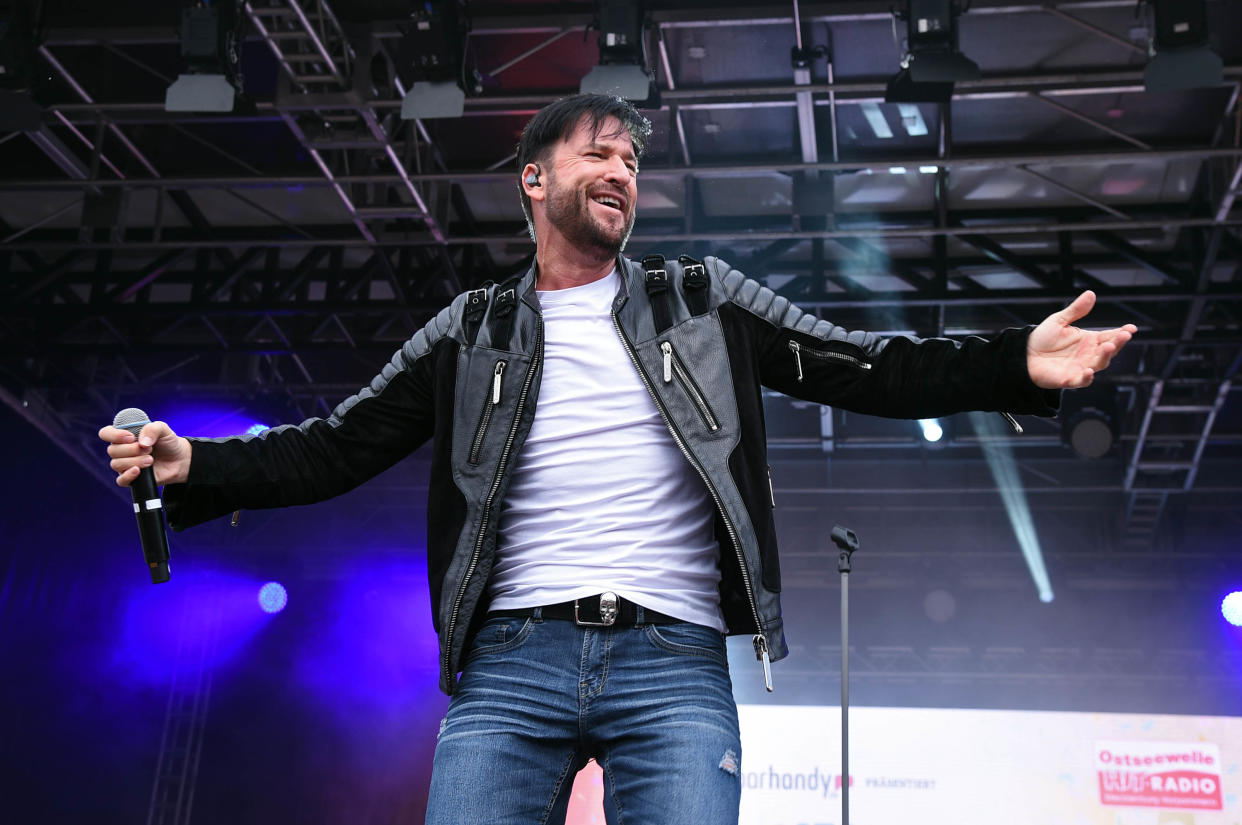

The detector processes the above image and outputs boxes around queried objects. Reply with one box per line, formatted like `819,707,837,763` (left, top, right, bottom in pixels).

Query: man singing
101,94,1135,824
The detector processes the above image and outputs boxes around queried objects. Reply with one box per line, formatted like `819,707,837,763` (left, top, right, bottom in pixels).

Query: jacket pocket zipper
619,319,770,692
445,324,541,693
468,360,507,465
660,341,720,432
787,340,872,382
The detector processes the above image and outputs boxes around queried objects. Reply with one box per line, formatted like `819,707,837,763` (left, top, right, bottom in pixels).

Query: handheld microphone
113,407,171,584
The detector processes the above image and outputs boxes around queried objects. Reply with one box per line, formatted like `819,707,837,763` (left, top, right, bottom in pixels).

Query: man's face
541,115,639,259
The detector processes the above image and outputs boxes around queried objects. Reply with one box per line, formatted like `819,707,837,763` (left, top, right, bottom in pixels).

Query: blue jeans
425,610,742,825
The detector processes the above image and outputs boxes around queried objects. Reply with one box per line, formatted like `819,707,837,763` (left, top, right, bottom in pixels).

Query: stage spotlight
258,582,288,614
579,0,660,108
1065,409,1114,458
1222,592,1242,627
398,1,475,120
165,2,245,113
919,418,944,442
885,0,978,104
1143,0,1223,93
1061,386,1119,459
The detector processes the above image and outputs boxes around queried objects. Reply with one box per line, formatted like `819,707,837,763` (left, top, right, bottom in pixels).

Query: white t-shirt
487,269,725,631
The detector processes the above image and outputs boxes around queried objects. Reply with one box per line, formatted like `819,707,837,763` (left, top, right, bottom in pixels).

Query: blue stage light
156,401,270,440
1223,592,1242,627
114,568,277,686
258,582,288,614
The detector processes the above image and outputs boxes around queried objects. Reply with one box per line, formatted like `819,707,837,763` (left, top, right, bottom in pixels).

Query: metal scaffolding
3,0,1241,544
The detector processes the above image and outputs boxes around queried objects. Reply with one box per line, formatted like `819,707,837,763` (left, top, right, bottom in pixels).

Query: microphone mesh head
113,407,151,436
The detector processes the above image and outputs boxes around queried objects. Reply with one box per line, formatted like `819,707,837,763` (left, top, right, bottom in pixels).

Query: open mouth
590,193,625,214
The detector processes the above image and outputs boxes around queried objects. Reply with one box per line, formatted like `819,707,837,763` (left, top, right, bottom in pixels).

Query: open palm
1026,291,1137,390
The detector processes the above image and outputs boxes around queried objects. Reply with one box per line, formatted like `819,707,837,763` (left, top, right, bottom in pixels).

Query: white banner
735,705,1240,825
564,705,1242,825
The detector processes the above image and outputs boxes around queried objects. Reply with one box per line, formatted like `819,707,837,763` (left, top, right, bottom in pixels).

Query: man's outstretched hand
1027,291,1137,390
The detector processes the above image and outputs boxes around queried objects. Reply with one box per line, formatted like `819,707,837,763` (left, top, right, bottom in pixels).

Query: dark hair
516,94,653,240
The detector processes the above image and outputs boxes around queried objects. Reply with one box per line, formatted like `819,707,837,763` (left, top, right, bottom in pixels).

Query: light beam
969,412,1053,602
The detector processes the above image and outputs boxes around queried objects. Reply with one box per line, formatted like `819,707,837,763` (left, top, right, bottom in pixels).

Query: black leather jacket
165,255,1058,694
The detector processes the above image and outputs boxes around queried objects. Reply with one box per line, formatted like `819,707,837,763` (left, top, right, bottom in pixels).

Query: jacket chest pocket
660,341,720,432
467,359,507,465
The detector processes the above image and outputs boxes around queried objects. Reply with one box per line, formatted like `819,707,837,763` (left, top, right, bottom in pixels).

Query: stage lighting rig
164,1,246,113
0,0,44,130
885,0,979,105
398,0,475,120
1142,0,1223,93
579,0,659,108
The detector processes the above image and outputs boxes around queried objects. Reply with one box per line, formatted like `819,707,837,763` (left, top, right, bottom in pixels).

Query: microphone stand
831,525,860,825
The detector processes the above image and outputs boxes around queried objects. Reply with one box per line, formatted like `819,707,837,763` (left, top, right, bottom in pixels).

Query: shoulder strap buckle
642,254,669,294
494,285,518,317
463,284,491,345
488,278,521,348
678,254,710,316
642,254,674,333
679,255,707,290
466,287,489,315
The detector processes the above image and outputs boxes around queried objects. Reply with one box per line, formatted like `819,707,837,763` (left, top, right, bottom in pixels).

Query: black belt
490,592,678,627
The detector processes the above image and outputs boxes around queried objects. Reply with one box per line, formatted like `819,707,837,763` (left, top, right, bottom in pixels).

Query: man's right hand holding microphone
98,417,193,488
99,412,194,583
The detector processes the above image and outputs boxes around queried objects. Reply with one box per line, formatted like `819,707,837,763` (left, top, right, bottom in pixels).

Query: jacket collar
518,254,635,312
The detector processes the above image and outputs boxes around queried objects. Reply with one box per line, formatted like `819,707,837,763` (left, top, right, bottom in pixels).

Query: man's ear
522,163,545,201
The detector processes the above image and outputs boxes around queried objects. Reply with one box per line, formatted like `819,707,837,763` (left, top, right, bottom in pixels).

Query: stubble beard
544,177,636,262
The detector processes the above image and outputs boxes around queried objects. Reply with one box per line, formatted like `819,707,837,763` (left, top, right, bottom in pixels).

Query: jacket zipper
787,340,872,382
616,315,773,692
787,341,1022,433
659,341,720,432
467,360,507,465
443,323,543,691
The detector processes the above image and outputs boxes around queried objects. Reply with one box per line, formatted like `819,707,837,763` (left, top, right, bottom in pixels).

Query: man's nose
601,155,632,184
